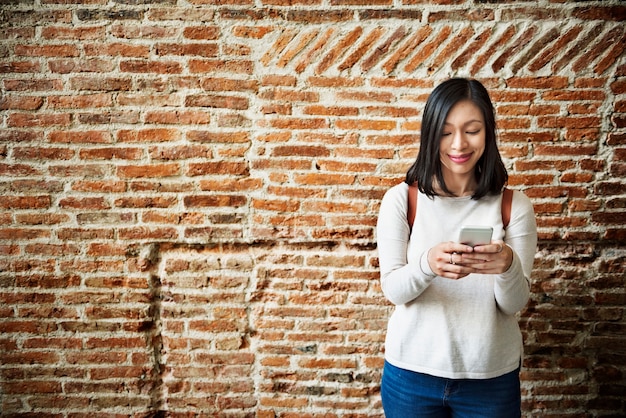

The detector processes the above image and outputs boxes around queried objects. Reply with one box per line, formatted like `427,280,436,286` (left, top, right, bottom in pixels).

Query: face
439,99,486,183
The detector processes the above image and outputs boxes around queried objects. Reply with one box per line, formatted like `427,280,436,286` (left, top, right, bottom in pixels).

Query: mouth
448,153,473,164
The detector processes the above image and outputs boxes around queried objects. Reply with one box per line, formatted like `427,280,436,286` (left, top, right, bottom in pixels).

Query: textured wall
1,1,625,416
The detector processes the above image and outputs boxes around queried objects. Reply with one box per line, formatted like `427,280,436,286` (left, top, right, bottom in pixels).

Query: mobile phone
458,226,493,247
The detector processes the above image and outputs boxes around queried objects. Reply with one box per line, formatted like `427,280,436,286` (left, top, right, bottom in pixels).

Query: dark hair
405,78,508,200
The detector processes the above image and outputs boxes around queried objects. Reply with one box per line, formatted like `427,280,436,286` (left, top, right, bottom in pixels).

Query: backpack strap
407,184,513,233
501,187,513,229
407,182,418,232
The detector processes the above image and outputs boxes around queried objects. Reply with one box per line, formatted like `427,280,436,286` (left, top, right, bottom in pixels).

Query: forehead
445,99,484,123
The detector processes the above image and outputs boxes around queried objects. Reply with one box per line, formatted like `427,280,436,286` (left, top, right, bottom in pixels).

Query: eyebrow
444,119,484,126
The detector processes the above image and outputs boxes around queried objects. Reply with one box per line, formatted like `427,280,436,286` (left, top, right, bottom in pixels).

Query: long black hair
405,78,507,200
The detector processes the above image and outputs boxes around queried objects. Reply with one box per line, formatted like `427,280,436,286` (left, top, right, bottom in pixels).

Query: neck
439,174,477,197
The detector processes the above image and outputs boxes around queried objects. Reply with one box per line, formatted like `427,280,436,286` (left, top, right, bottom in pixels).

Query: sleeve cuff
419,250,436,278
501,247,521,279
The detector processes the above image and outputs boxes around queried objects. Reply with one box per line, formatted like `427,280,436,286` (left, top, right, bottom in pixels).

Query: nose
451,131,467,150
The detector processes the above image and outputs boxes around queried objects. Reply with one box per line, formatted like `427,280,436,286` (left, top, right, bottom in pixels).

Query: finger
441,273,471,280
446,257,474,274
447,251,471,267
433,253,472,278
466,256,508,273
465,261,492,271
448,242,474,254
459,253,488,263
439,269,472,280
474,241,505,254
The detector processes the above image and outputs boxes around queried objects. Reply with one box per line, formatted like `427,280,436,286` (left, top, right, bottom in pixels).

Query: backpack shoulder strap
407,182,417,232
501,187,513,229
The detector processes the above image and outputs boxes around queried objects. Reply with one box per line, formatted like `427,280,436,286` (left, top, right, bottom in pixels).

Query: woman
376,78,537,417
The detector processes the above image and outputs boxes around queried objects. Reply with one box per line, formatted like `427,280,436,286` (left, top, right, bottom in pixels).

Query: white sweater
377,182,537,379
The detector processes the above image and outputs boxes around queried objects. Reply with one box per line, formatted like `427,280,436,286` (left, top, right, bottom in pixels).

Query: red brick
48,130,112,144
48,93,113,109
0,60,40,73
0,195,50,209
79,147,143,160
3,381,63,394
56,228,114,240
573,5,626,20
186,161,248,176
58,197,109,210
508,173,554,186
189,59,253,74
41,26,104,40
118,227,178,240
335,119,396,131
15,44,79,57
185,94,249,109
24,243,80,256
0,228,50,240
13,146,75,160
260,88,319,102
114,196,177,208
117,128,180,143
87,244,130,256
184,195,247,208
156,42,219,57
145,110,211,125
7,112,71,127
534,144,598,156
71,180,126,192
506,76,569,89
1,350,60,364
0,95,44,110
120,59,182,74
117,163,179,178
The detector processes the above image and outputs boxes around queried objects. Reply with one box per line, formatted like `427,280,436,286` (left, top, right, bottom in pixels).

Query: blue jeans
381,361,521,418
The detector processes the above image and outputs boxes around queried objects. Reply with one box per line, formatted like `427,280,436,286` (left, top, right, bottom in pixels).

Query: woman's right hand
427,242,476,280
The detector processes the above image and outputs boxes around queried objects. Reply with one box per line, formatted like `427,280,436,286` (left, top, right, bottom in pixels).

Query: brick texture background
1,1,625,416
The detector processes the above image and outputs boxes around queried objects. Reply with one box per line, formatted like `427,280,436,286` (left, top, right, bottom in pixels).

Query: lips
448,153,473,164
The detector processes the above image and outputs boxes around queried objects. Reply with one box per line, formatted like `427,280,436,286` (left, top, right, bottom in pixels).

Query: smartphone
458,226,493,247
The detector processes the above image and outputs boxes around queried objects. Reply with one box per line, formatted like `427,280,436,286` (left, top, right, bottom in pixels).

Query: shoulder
510,189,534,213
379,182,409,214
508,189,537,230
381,182,408,203
502,189,537,242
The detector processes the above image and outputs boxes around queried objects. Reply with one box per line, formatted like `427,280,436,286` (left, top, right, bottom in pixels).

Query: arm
494,191,537,315
455,191,537,315
376,184,437,306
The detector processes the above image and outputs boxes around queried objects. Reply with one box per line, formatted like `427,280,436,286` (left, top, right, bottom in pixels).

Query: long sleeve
377,183,436,306
494,191,537,315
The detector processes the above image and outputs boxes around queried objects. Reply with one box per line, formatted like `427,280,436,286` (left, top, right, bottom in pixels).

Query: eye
466,130,480,135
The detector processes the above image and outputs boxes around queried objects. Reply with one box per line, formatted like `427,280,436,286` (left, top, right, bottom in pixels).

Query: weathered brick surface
1,1,625,416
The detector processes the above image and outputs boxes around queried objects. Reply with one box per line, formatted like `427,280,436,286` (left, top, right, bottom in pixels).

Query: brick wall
1,1,625,416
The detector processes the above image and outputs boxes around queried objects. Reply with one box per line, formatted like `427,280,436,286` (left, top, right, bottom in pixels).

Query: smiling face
439,99,486,193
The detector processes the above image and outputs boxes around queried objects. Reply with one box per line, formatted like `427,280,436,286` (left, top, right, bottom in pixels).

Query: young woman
376,78,537,417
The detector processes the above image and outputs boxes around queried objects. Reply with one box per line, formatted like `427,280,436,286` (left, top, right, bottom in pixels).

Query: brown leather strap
501,187,513,229
407,182,417,232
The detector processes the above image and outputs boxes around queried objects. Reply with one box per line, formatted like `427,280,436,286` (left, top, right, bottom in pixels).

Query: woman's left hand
461,240,513,274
